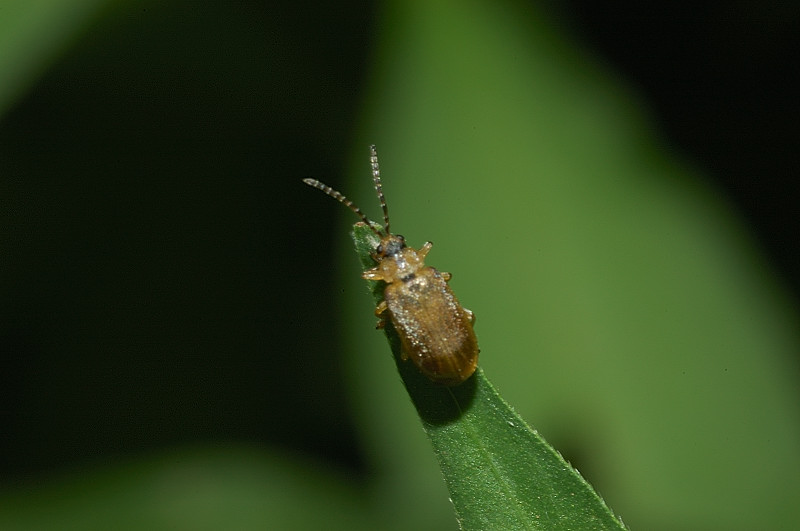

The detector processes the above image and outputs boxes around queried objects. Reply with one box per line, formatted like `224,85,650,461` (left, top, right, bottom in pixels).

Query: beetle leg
441,271,452,281
362,267,384,281
374,300,388,329
418,241,433,259
464,308,475,324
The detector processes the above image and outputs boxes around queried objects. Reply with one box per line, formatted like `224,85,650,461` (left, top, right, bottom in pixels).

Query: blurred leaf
352,223,626,530
0,445,371,531
0,0,107,117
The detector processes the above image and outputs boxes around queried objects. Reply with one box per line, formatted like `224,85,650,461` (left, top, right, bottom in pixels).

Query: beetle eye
376,244,384,255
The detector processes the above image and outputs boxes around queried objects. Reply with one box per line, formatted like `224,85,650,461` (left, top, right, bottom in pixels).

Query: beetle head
375,234,406,259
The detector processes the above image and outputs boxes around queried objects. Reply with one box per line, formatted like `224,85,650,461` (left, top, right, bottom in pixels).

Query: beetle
303,145,479,385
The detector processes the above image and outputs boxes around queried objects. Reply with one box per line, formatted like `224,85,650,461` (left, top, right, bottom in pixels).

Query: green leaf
352,223,627,530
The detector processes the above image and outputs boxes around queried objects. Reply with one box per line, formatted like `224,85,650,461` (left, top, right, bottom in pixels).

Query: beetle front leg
418,241,433,260
362,267,384,281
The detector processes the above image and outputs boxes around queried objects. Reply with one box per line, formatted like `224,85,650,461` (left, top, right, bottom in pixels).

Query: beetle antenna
369,145,391,235
302,178,383,237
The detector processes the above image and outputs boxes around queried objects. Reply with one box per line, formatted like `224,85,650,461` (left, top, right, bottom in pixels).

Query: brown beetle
303,145,478,385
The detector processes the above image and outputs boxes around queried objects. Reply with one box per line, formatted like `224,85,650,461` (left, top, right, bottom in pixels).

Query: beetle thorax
378,247,425,283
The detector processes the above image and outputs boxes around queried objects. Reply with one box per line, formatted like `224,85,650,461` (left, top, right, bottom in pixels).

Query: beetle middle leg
464,308,475,324
374,300,388,329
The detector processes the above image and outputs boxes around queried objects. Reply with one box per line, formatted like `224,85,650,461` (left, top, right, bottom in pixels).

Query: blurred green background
2,1,799,529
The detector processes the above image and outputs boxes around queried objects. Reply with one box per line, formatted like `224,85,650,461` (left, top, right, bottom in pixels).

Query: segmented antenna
369,145,391,235
302,177,383,238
